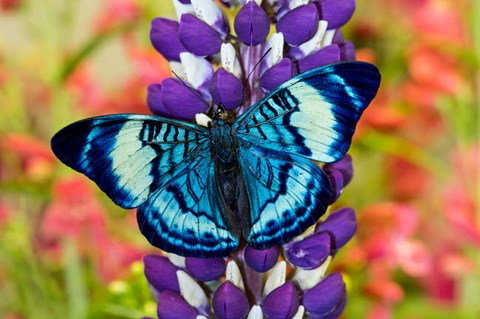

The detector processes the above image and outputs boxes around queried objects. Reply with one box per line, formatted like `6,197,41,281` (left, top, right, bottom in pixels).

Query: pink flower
1,133,55,180
408,45,461,94
95,0,142,33
40,177,108,257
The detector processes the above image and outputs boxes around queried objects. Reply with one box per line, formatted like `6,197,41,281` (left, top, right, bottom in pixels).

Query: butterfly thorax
209,119,237,166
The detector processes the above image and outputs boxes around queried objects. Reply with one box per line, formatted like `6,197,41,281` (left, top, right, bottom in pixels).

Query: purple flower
285,232,331,270
276,4,319,46
263,281,300,319
303,273,346,317
244,245,280,272
141,1,365,318
234,1,270,46
150,18,186,62
209,68,244,110
179,14,223,56
315,207,358,250
185,256,226,281
213,281,250,319
144,255,180,294
157,290,198,319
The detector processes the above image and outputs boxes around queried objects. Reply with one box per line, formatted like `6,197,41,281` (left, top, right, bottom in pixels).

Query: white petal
169,61,185,80
180,52,214,89
168,253,186,268
321,29,336,47
221,43,242,78
263,261,286,297
196,316,208,319
177,270,209,310
292,255,332,290
289,0,309,9
264,32,284,70
225,260,245,291
295,20,328,57
247,305,264,319
173,0,195,20
191,0,223,26
196,113,213,127
292,305,305,319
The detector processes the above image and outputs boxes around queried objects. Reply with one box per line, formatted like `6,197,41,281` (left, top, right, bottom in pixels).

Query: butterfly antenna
235,48,272,117
242,47,272,90
171,70,210,109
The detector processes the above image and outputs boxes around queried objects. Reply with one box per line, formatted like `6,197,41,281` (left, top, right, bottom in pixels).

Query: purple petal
150,18,186,62
303,273,346,316
161,78,209,120
339,41,356,61
179,14,222,56
209,68,244,110
147,84,172,117
276,4,319,46
260,58,293,92
323,154,353,186
234,1,270,46
244,245,280,272
144,255,180,294
178,0,191,3
285,232,331,269
212,281,250,319
185,257,226,281
308,296,346,319
325,169,344,204
332,29,344,44
263,281,300,319
297,45,341,73
316,0,356,29
315,207,357,250
157,290,198,319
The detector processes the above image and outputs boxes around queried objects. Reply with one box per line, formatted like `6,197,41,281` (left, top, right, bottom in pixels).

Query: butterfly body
51,62,381,257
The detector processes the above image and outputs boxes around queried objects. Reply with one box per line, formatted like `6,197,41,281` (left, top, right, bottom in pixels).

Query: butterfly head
211,104,233,126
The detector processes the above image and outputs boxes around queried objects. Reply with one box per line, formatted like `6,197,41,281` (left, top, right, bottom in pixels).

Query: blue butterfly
51,62,380,257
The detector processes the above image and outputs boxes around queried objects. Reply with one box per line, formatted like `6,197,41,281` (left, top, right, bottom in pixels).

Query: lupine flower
142,0,363,317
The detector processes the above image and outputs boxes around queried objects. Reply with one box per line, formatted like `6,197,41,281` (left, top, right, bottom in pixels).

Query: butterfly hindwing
137,153,239,257
236,144,331,249
234,62,381,163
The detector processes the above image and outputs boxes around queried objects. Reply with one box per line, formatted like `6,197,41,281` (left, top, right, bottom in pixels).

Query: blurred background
0,0,478,318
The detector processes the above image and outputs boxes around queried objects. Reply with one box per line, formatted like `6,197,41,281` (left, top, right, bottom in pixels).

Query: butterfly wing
236,144,331,248
234,61,381,163
137,153,239,257
51,114,239,256
233,62,380,248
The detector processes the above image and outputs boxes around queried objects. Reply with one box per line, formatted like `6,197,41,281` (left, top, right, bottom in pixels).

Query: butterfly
51,62,380,258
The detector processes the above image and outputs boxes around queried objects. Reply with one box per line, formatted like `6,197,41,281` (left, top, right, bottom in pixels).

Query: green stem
57,22,137,83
